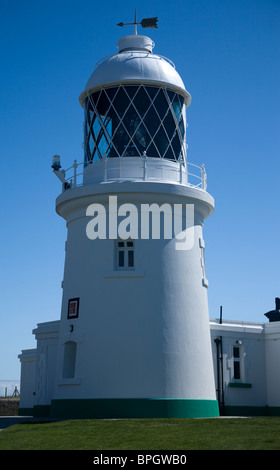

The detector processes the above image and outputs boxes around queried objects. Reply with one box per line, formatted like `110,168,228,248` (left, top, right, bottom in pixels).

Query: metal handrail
53,158,207,192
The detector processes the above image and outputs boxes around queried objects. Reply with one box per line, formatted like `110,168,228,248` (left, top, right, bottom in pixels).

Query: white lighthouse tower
49,17,219,419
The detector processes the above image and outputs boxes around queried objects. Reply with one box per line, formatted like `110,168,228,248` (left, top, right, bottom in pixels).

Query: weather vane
117,10,158,35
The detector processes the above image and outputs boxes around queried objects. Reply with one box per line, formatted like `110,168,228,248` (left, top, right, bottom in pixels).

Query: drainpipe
214,307,225,415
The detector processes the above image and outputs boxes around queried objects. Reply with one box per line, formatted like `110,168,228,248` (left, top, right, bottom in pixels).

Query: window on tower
232,344,245,382
84,85,186,163
233,346,241,380
116,240,135,269
62,341,77,379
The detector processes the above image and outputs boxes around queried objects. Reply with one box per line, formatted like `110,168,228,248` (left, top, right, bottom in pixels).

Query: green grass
0,417,280,450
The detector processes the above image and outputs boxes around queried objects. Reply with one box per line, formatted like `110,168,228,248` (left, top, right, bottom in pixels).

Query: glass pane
128,250,134,267
146,141,160,158
178,94,185,108
63,341,76,379
127,241,134,247
123,143,139,157
132,86,151,116
105,87,119,103
125,85,139,100
107,144,118,158
234,361,240,380
163,146,175,160
85,143,91,163
90,90,101,106
143,106,161,137
153,125,169,156
84,106,89,142
113,87,130,116
92,117,101,139
97,133,110,159
233,347,240,358
89,135,95,155
89,120,100,160
106,107,119,145
123,105,140,137
96,90,111,116
172,95,182,121
85,120,89,139
118,241,124,247
118,250,124,267
162,111,175,139
170,132,181,160
85,99,90,123
104,115,112,134
178,116,185,140
167,89,176,104
112,122,130,156
153,89,168,119
132,123,149,154
89,110,95,126
145,86,159,100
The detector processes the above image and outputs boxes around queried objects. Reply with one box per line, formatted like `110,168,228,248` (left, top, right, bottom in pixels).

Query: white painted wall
52,180,216,403
32,321,60,406
210,319,267,407
19,316,280,410
18,349,36,409
264,322,280,407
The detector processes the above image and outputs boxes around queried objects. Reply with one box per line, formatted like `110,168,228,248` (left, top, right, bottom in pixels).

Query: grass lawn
0,417,280,450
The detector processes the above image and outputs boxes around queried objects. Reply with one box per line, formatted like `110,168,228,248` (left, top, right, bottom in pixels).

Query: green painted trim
33,405,51,418
18,407,34,417
224,406,268,416
228,382,252,388
49,398,220,419
21,402,280,419
267,407,280,417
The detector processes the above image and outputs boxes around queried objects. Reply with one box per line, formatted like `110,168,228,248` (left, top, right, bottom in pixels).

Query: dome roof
79,35,191,108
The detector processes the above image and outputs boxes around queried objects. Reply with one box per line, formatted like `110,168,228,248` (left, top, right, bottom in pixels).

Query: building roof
79,34,191,107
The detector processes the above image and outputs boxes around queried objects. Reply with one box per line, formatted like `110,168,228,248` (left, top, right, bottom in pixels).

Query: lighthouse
47,17,219,419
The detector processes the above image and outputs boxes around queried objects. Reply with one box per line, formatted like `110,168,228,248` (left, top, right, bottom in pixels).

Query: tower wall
50,182,219,418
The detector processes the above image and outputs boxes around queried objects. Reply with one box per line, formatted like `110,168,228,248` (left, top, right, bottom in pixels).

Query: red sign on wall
67,298,79,319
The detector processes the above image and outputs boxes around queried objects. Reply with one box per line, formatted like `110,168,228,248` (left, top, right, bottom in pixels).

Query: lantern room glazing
84,84,187,164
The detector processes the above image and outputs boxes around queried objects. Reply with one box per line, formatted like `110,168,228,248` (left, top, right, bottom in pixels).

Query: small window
233,359,241,380
63,341,77,378
233,345,241,380
116,240,135,269
233,346,240,358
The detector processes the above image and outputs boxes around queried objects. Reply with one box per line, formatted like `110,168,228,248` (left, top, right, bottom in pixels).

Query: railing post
180,160,183,184
178,154,184,184
201,164,206,190
143,152,147,181
73,159,78,188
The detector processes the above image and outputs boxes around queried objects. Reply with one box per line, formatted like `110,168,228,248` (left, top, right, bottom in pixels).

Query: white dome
79,35,191,108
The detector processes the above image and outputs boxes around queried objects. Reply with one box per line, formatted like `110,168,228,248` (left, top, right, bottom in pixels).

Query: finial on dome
117,9,158,35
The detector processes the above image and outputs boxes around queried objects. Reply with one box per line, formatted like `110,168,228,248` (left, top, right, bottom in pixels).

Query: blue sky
0,0,279,380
